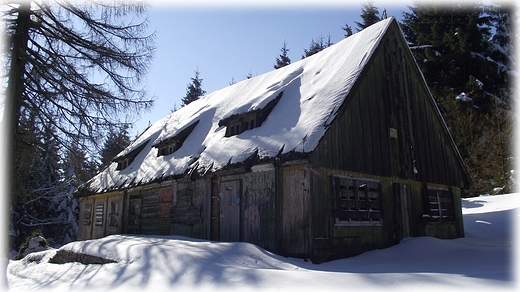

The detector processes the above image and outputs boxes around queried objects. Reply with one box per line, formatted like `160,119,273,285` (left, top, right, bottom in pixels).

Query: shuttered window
423,186,454,222
83,204,92,226
95,203,104,226
333,176,382,225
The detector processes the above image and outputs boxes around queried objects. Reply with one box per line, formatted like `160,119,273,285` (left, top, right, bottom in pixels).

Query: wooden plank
220,180,241,242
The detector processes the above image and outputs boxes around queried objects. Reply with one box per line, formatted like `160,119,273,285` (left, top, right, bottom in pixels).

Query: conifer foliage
100,125,132,169
274,41,291,69
181,69,206,106
3,0,155,250
302,34,333,59
401,2,515,195
355,1,381,31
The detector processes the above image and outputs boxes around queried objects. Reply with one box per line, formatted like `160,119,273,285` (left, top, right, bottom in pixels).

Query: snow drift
7,193,518,291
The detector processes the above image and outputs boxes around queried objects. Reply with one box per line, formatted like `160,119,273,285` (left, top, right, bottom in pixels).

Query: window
219,91,283,137
154,120,199,157
114,139,150,170
95,202,104,226
157,141,181,156
83,204,92,226
116,159,130,170
333,175,382,225
423,186,454,222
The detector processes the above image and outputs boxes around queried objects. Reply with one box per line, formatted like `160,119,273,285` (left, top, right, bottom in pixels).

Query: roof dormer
219,91,283,137
113,140,149,170
153,120,199,157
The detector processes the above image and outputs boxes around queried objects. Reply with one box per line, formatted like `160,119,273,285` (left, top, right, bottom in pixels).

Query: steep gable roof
83,18,394,193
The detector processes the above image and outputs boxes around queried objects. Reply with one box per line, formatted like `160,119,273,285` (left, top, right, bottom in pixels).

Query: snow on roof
85,18,393,193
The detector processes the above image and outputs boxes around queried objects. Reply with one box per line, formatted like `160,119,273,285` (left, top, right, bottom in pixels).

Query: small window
83,204,92,226
155,121,199,157
95,202,104,226
423,186,454,222
117,160,128,170
220,91,283,137
333,176,382,225
114,139,150,170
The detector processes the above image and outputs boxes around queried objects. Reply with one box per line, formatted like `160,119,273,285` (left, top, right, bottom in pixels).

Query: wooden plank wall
170,179,210,239
215,168,277,252
78,192,124,240
310,23,469,189
280,163,311,258
123,185,173,235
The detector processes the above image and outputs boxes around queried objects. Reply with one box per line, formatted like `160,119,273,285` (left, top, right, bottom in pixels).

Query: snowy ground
5,193,519,292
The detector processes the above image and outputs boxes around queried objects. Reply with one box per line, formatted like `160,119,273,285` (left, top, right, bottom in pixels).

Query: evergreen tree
302,35,326,59
274,40,291,69
181,69,206,106
342,23,353,38
326,33,334,47
11,126,79,248
485,2,515,104
100,125,131,169
401,2,514,195
3,0,155,249
355,1,381,31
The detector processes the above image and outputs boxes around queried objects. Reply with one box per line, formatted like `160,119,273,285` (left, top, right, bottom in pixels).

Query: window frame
154,120,200,157
83,203,92,226
422,185,455,223
95,202,105,226
332,175,383,226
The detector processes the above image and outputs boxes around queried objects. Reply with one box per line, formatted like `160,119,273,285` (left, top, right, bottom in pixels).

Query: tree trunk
5,2,32,203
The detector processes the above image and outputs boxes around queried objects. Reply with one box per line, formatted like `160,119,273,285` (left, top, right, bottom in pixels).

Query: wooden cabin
76,18,470,263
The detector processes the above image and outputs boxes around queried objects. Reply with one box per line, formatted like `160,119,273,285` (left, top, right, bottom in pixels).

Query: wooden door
281,165,310,257
220,180,241,242
393,183,410,243
127,195,142,234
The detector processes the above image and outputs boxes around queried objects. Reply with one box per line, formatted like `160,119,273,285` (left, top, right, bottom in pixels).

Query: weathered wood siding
77,197,94,240
170,179,210,239
309,168,391,262
212,167,277,251
303,21,467,262
310,21,469,189
279,163,311,258
77,192,124,240
124,183,173,235
307,167,464,263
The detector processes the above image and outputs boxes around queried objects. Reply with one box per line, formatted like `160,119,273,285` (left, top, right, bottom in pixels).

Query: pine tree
355,1,380,31
181,69,206,106
485,2,515,105
302,35,326,59
3,1,155,249
11,126,79,249
342,24,353,38
326,33,334,47
274,40,291,69
100,125,131,169
401,2,514,196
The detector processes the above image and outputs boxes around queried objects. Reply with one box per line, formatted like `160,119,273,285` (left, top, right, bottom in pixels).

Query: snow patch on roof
85,18,394,193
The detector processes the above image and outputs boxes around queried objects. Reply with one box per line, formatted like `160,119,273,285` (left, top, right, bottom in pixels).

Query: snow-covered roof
84,18,393,193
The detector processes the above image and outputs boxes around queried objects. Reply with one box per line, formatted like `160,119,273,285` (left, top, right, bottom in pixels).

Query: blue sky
134,1,411,137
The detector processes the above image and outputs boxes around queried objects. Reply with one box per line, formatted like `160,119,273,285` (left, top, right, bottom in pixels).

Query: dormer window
113,139,150,170
219,91,283,137
153,120,199,157
117,159,130,170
